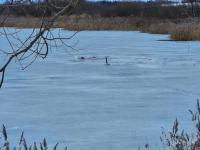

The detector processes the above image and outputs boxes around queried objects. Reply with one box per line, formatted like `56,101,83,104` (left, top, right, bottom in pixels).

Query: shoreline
1,15,200,41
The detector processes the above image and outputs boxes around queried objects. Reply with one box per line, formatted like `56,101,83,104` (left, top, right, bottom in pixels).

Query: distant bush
0,0,195,19
0,4,53,17
71,0,191,19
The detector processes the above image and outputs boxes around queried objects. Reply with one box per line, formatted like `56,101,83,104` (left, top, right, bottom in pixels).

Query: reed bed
142,22,174,34
141,20,200,41
56,15,138,31
170,23,200,41
1,15,200,41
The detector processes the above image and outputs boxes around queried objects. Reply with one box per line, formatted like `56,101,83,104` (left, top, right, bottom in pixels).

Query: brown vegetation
170,23,200,41
1,0,200,41
57,15,138,30
141,22,174,34
159,100,200,150
141,19,200,41
4,15,200,41
0,125,65,150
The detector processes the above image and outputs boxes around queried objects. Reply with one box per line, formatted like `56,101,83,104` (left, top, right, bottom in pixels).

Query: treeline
73,1,189,19
0,0,198,19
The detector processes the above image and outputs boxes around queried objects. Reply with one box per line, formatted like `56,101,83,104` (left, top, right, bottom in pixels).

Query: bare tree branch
0,0,80,88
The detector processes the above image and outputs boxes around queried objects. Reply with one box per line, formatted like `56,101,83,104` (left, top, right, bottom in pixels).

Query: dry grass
170,23,200,41
0,16,42,28
139,100,200,150
1,15,200,41
159,100,200,150
0,125,66,150
140,19,200,41
142,22,174,34
56,15,138,31
0,15,139,30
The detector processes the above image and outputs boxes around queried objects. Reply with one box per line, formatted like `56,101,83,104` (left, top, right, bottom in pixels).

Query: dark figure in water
79,56,85,60
105,56,110,65
78,56,97,60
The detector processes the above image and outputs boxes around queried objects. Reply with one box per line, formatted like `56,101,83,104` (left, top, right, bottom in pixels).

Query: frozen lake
0,30,200,149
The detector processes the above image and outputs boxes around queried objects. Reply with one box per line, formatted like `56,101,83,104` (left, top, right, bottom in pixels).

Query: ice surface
0,30,199,149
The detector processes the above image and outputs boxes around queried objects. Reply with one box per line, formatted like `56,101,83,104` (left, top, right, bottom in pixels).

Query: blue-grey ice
0,30,199,149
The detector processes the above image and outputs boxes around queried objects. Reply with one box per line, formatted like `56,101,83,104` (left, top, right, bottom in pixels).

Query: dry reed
0,125,65,150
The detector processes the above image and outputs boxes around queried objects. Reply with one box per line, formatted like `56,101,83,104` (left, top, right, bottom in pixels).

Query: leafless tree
182,0,199,17
188,0,196,16
0,0,79,88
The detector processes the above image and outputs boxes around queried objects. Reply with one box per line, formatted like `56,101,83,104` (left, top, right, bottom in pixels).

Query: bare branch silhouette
0,0,80,88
